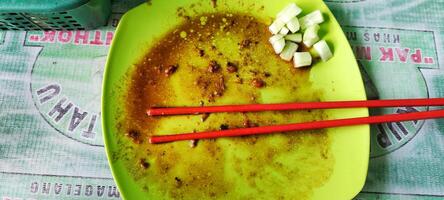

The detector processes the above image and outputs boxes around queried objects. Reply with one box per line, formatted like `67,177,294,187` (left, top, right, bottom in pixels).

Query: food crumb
126,130,142,144
243,120,258,128
220,124,229,130
235,77,243,84
249,69,259,75
226,62,238,73
251,78,265,88
235,74,243,84
208,60,221,73
240,39,252,49
164,64,178,77
201,113,210,122
174,177,183,188
189,139,198,148
198,49,205,57
194,75,225,102
139,159,150,169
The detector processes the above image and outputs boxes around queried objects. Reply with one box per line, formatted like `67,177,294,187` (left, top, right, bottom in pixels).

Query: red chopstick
147,98,444,116
149,109,444,144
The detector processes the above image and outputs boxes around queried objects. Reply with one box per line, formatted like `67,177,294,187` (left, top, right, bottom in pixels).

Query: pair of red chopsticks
147,98,444,144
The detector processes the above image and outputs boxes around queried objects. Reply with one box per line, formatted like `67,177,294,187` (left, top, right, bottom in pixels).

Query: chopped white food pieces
303,24,320,47
313,40,333,61
272,37,286,54
269,34,285,44
284,33,302,43
268,3,333,67
280,42,299,61
293,52,312,68
277,3,302,23
299,10,324,30
269,18,286,34
279,26,290,35
286,17,300,33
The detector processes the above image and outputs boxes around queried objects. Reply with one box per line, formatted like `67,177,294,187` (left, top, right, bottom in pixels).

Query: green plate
102,0,369,199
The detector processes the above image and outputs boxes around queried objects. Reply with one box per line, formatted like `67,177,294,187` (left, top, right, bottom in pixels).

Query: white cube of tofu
269,18,285,34
277,3,303,23
279,27,290,35
269,34,285,44
299,10,324,30
303,24,320,47
284,33,302,43
313,40,333,61
279,42,299,61
286,17,300,33
293,52,312,68
272,38,286,54
303,34,319,47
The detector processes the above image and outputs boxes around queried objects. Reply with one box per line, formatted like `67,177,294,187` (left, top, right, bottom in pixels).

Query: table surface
0,0,443,199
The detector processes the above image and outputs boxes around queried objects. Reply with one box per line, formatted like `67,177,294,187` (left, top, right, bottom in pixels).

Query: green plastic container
0,0,111,30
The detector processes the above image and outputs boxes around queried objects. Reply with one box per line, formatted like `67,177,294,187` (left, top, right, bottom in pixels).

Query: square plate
102,0,369,199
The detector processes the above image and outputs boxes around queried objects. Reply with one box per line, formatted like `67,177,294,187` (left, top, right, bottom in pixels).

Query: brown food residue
251,78,265,88
226,62,238,73
189,139,198,148
198,49,205,57
243,119,258,128
219,124,229,130
164,64,178,77
201,113,210,122
207,60,221,73
118,11,335,200
239,39,253,49
140,159,150,169
195,74,225,102
125,129,142,144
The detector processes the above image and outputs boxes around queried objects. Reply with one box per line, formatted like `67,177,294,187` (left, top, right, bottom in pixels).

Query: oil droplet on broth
180,31,187,38
118,12,335,200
